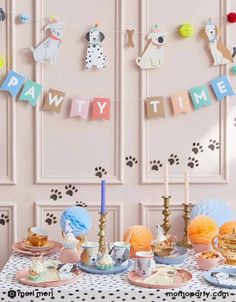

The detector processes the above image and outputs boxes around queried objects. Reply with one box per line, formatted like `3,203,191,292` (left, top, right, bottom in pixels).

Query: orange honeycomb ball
123,225,154,257
187,215,218,244
219,221,236,235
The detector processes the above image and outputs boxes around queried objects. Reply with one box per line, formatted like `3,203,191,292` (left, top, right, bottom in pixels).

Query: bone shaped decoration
126,29,135,48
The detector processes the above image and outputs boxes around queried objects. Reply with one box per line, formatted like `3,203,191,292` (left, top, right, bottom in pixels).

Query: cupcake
27,259,46,281
96,254,115,271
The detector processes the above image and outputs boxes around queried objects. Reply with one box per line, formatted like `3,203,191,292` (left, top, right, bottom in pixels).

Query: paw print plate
12,241,63,256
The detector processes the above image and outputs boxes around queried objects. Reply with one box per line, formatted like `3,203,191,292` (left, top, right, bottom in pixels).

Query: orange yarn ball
187,215,218,244
123,225,154,257
219,221,236,235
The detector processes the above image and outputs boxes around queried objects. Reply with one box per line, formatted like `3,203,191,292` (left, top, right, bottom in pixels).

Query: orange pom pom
123,225,154,257
219,221,236,235
187,216,218,244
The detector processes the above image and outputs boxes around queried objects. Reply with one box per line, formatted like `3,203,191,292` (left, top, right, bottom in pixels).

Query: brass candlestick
161,196,171,235
177,203,192,248
98,212,107,254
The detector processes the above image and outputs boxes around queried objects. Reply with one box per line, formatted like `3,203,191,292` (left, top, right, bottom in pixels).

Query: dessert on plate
96,254,115,270
27,257,46,281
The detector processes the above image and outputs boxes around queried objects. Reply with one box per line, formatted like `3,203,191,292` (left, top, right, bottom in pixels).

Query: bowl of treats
195,251,220,271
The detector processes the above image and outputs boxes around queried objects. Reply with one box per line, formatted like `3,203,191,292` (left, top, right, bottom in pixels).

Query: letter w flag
43,89,66,113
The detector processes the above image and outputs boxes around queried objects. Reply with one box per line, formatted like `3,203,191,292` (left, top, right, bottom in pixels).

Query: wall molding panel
139,0,228,184
34,0,124,184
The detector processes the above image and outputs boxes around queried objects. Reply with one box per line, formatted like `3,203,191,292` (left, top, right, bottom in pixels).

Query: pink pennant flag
92,98,111,120
70,97,90,120
170,91,192,115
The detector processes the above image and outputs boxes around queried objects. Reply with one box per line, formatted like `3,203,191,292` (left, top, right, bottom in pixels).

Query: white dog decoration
85,23,106,70
30,16,64,64
136,27,168,69
201,20,236,66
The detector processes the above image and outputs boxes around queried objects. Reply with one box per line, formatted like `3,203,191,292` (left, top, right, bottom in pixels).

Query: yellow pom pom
179,23,194,38
50,15,56,22
0,55,5,69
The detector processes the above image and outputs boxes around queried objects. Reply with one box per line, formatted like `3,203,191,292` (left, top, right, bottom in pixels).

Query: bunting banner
92,98,111,120
146,97,165,119
43,89,66,113
0,69,234,122
70,97,90,120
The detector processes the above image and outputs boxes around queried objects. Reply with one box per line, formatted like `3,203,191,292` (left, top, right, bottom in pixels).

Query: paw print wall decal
187,157,199,169
95,166,107,178
45,213,57,225
0,214,9,226
150,160,163,171
50,189,63,201
65,184,78,197
75,201,87,208
192,142,204,154
126,156,138,167
168,154,180,166
208,139,220,151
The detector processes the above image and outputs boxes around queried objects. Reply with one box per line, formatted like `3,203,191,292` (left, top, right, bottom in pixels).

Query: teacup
109,241,130,265
81,242,99,266
134,251,156,277
27,227,48,247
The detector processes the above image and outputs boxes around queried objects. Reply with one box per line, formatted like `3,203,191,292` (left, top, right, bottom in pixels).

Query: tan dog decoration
136,26,168,69
201,19,236,66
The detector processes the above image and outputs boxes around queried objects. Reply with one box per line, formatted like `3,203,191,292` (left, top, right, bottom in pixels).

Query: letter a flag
43,89,66,113
145,96,165,119
18,80,43,106
70,97,90,120
92,98,111,120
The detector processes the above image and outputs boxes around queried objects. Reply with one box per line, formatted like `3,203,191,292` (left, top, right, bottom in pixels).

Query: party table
0,251,236,302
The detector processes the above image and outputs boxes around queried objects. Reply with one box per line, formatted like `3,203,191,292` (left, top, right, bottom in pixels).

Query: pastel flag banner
18,80,43,106
189,85,212,110
0,70,25,97
43,89,65,113
92,98,111,120
70,97,90,120
170,91,192,115
145,96,165,119
210,75,234,101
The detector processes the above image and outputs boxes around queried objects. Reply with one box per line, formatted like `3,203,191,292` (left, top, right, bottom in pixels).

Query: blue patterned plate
154,247,187,265
204,268,236,289
77,260,132,275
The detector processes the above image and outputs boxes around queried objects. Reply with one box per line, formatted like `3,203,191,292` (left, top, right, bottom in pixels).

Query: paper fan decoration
123,225,154,257
191,199,235,227
187,215,218,244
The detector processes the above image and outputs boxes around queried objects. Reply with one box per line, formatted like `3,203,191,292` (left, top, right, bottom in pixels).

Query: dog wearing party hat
30,15,64,64
201,19,236,65
136,26,168,69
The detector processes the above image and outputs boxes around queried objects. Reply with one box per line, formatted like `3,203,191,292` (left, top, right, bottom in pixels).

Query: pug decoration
85,23,106,70
30,15,64,64
136,26,168,69
201,19,236,66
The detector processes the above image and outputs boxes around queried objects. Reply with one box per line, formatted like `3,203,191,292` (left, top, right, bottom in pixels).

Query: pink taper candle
164,164,169,197
185,170,189,205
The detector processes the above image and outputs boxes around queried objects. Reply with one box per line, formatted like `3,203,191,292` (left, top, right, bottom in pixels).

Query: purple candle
101,180,106,214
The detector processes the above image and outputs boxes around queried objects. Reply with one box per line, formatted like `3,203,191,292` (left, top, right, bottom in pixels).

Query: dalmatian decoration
111,246,130,265
57,263,77,280
136,26,168,69
30,16,64,64
201,19,236,66
85,23,106,70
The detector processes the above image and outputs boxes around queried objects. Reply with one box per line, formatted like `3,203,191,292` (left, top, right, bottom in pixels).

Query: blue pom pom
191,199,235,227
60,206,92,237
19,13,31,24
